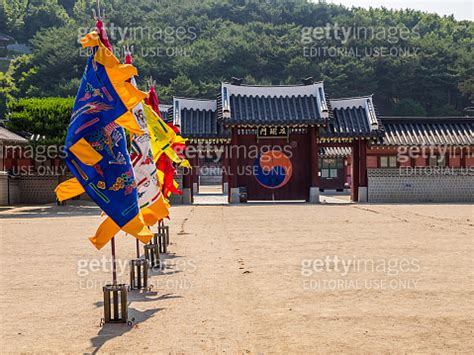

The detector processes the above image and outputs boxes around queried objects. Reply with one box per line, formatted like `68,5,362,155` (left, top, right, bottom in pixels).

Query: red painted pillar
182,145,193,203
461,148,467,168
310,126,319,187
359,139,367,187
358,139,368,202
228,127,239,202
191,154,199,195
221,144,227,192
351,140,360,202
1,144,5,171
182,166,191,194
309,126,320,203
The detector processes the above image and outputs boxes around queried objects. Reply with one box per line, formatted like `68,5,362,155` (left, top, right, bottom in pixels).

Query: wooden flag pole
111,236,117,285
102,234,130,325
135,239,140,259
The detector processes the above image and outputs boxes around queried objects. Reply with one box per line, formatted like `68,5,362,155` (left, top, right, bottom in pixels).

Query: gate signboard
257,126,289,140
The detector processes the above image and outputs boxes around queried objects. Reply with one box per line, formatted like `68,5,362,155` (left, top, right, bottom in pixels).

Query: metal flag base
129,259,151,291
154,231,167,254
101,283,134,326
157,223,170,248
144,243,160,269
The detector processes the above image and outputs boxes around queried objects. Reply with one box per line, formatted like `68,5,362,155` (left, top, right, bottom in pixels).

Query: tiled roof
0,33,14,42
319,147,351,157
218,82,329,125
172,98,229,139
377,117,473,146
323,96,383,138
0,126,28,143
159,104,171,123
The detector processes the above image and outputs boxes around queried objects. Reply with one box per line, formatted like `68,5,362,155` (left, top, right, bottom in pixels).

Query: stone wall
0,172,8,205
368,168,474,203
0,169,188,206
0,172,21,205
8,176,21,204
18,175,60,204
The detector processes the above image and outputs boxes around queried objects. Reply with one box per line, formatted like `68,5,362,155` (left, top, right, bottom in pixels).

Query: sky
327,0,473,21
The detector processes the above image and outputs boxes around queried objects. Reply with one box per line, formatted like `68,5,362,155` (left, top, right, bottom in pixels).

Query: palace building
170,78,473,204
3,79,471,206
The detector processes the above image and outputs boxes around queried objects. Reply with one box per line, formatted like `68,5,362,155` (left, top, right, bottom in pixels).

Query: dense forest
0,0,473,122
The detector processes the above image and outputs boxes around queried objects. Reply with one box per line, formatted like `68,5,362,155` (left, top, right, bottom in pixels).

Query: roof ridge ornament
222,86,230,119
301,77,314,85
173,99,180,127
365,98,379,129
231,77,243,86
318,86,329,119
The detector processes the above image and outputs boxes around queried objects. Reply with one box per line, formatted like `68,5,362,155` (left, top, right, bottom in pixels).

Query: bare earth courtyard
0,201,473,353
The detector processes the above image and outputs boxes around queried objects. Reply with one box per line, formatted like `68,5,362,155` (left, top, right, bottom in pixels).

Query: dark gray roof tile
378,117,473,146
171,98,230,139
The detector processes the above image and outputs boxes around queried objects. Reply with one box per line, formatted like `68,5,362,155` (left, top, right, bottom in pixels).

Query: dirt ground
0,199,473,353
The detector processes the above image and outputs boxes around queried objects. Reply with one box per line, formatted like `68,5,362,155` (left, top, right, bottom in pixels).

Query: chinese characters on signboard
257,126,289,140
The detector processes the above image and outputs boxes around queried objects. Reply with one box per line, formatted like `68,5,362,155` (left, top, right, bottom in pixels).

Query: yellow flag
143,102,190,167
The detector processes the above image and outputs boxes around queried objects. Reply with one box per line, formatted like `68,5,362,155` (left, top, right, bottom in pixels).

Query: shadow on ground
0,203,101,219
90,291,181,354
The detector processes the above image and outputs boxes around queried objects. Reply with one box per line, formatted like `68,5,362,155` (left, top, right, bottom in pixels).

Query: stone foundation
229,187,240,204
0,172,9,205
308,187,320,203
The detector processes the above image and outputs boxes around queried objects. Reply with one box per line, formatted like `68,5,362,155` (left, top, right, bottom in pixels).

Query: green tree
393,99,427,116
1,0,473,119
0,71,14,117
23,0,70,41
459,78,474,104
6,97,74,145
168,75,200,98
431,104,461,116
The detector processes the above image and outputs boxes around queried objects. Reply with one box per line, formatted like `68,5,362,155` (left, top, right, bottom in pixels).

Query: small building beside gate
366,116,474,202
171,97,230,203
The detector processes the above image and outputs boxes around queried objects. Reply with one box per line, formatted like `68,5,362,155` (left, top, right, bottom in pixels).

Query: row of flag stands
55,14,190,325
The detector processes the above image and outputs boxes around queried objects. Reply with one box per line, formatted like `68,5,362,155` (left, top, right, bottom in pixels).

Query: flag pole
135,239,140,258
111,236,117,285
